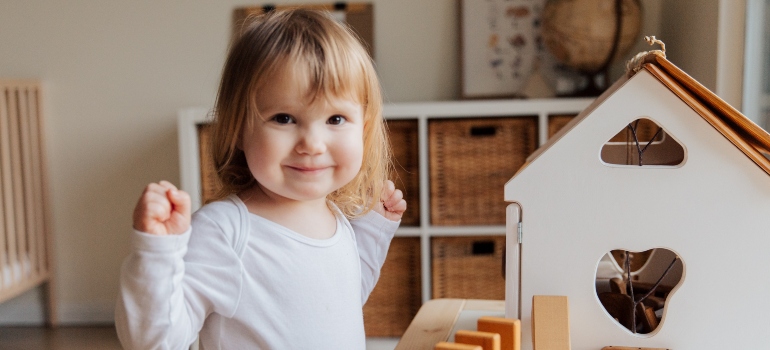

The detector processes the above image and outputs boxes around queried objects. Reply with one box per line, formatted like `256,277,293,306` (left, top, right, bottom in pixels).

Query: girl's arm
116,182,242,350
352,180,406,302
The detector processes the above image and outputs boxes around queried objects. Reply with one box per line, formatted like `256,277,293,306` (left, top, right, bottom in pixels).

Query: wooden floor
0,326,122,350
0,326,401,349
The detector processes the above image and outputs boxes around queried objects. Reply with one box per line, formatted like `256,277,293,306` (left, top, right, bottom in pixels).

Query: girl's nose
295,128,326,155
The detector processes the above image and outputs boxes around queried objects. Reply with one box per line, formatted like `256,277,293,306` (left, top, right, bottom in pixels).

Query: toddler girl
115,8,405,349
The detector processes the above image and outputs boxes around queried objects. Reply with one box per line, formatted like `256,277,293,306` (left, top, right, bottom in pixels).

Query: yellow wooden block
477,316,521,350
531,295,570,350
454,330,501,350
435,341,483,350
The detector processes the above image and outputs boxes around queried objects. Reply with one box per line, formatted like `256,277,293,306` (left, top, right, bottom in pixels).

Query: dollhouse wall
504,70,770,349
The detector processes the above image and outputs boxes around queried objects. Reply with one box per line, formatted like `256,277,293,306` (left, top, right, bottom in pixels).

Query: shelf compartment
363,237,422,337
429,117,538,225
431,235,505,300
386,119,420,226
547,114,576,139
196,122,221,204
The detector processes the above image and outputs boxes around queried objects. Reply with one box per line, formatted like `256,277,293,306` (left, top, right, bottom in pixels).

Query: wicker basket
386,120,420,226
548,114,576,139
197,123,222,204
429,117,537,225
363,237,422,337
431,235,505,300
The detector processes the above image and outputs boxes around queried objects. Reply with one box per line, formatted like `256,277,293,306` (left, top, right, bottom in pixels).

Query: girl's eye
271,113,294,124
327,115,346,125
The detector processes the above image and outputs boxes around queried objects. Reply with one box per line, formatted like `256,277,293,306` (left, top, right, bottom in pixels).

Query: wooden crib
0,80,56,325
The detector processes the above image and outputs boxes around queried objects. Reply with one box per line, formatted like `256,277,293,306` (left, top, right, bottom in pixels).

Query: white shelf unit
178,97,593,306
380,98,593,303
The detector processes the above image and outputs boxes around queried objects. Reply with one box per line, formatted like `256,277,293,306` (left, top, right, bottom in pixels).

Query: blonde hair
210,8,391,218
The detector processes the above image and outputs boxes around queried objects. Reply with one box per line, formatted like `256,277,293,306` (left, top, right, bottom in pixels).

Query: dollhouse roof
523,53,770,177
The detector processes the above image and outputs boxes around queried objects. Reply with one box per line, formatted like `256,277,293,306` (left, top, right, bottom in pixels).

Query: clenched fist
374,180,406,222
133,181,191,235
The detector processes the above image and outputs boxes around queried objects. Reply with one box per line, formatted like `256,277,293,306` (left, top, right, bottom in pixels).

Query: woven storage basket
197,123,222,204
386,120,420,226
548,114,576,139
431,235,505,300
363,237,422,337
429,117,537,225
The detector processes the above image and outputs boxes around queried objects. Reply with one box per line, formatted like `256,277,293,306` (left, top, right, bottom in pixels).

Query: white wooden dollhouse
504,53,770,349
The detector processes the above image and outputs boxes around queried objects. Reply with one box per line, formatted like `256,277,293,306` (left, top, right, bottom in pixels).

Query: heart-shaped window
595,248,684,335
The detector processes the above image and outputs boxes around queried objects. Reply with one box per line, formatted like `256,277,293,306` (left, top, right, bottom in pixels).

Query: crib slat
18,88,36,279
1,86,19,285
0,86,8,289
27,87,45,276
7,86,24,284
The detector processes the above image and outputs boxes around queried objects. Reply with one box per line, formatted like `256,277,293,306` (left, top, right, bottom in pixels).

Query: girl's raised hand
132,181,191,235
376,180,406,222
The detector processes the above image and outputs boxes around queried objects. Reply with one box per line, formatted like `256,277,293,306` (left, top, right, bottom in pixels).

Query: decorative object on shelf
541,0,641,96
459,0,544,99
233,2,374,58
538,47,590,97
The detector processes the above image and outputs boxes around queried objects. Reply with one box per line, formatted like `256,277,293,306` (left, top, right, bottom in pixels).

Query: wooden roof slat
642,56,770,176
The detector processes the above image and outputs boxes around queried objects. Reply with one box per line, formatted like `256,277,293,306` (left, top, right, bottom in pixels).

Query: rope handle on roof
626,36,667,75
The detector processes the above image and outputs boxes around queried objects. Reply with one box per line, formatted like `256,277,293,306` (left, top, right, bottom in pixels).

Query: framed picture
233,3,374,58
459,0,541,99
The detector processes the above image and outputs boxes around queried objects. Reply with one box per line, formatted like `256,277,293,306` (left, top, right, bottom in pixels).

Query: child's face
240,65,365,203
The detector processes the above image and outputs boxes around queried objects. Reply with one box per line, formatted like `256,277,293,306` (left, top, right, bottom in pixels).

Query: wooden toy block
531,295,570,350
454,330,501,350
435,341,483,350
477,316,521,350
601,347,670,350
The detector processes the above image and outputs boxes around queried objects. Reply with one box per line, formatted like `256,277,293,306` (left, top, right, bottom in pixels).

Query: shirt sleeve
350,210,400,303
115,211,244,350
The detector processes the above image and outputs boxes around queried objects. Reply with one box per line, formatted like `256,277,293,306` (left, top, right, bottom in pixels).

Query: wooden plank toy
601,347,671,350
454,330,501,350
435,341,483,350
531,295,570,350
477,316,520,350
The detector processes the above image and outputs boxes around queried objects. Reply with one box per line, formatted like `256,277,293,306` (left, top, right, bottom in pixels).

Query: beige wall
660,0,720,91
658,0,746,109
0,0,709,325
0,0,462,324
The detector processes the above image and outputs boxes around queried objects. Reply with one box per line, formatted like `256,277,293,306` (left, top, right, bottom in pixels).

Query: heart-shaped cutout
595,248,684,335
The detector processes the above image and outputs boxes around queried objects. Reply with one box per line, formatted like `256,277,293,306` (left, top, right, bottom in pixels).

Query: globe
541,0,642,74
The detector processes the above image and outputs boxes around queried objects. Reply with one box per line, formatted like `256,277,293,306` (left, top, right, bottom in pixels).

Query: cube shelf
177,98,592,339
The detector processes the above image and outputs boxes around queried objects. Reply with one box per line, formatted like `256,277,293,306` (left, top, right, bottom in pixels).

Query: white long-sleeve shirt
115,194,398,350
